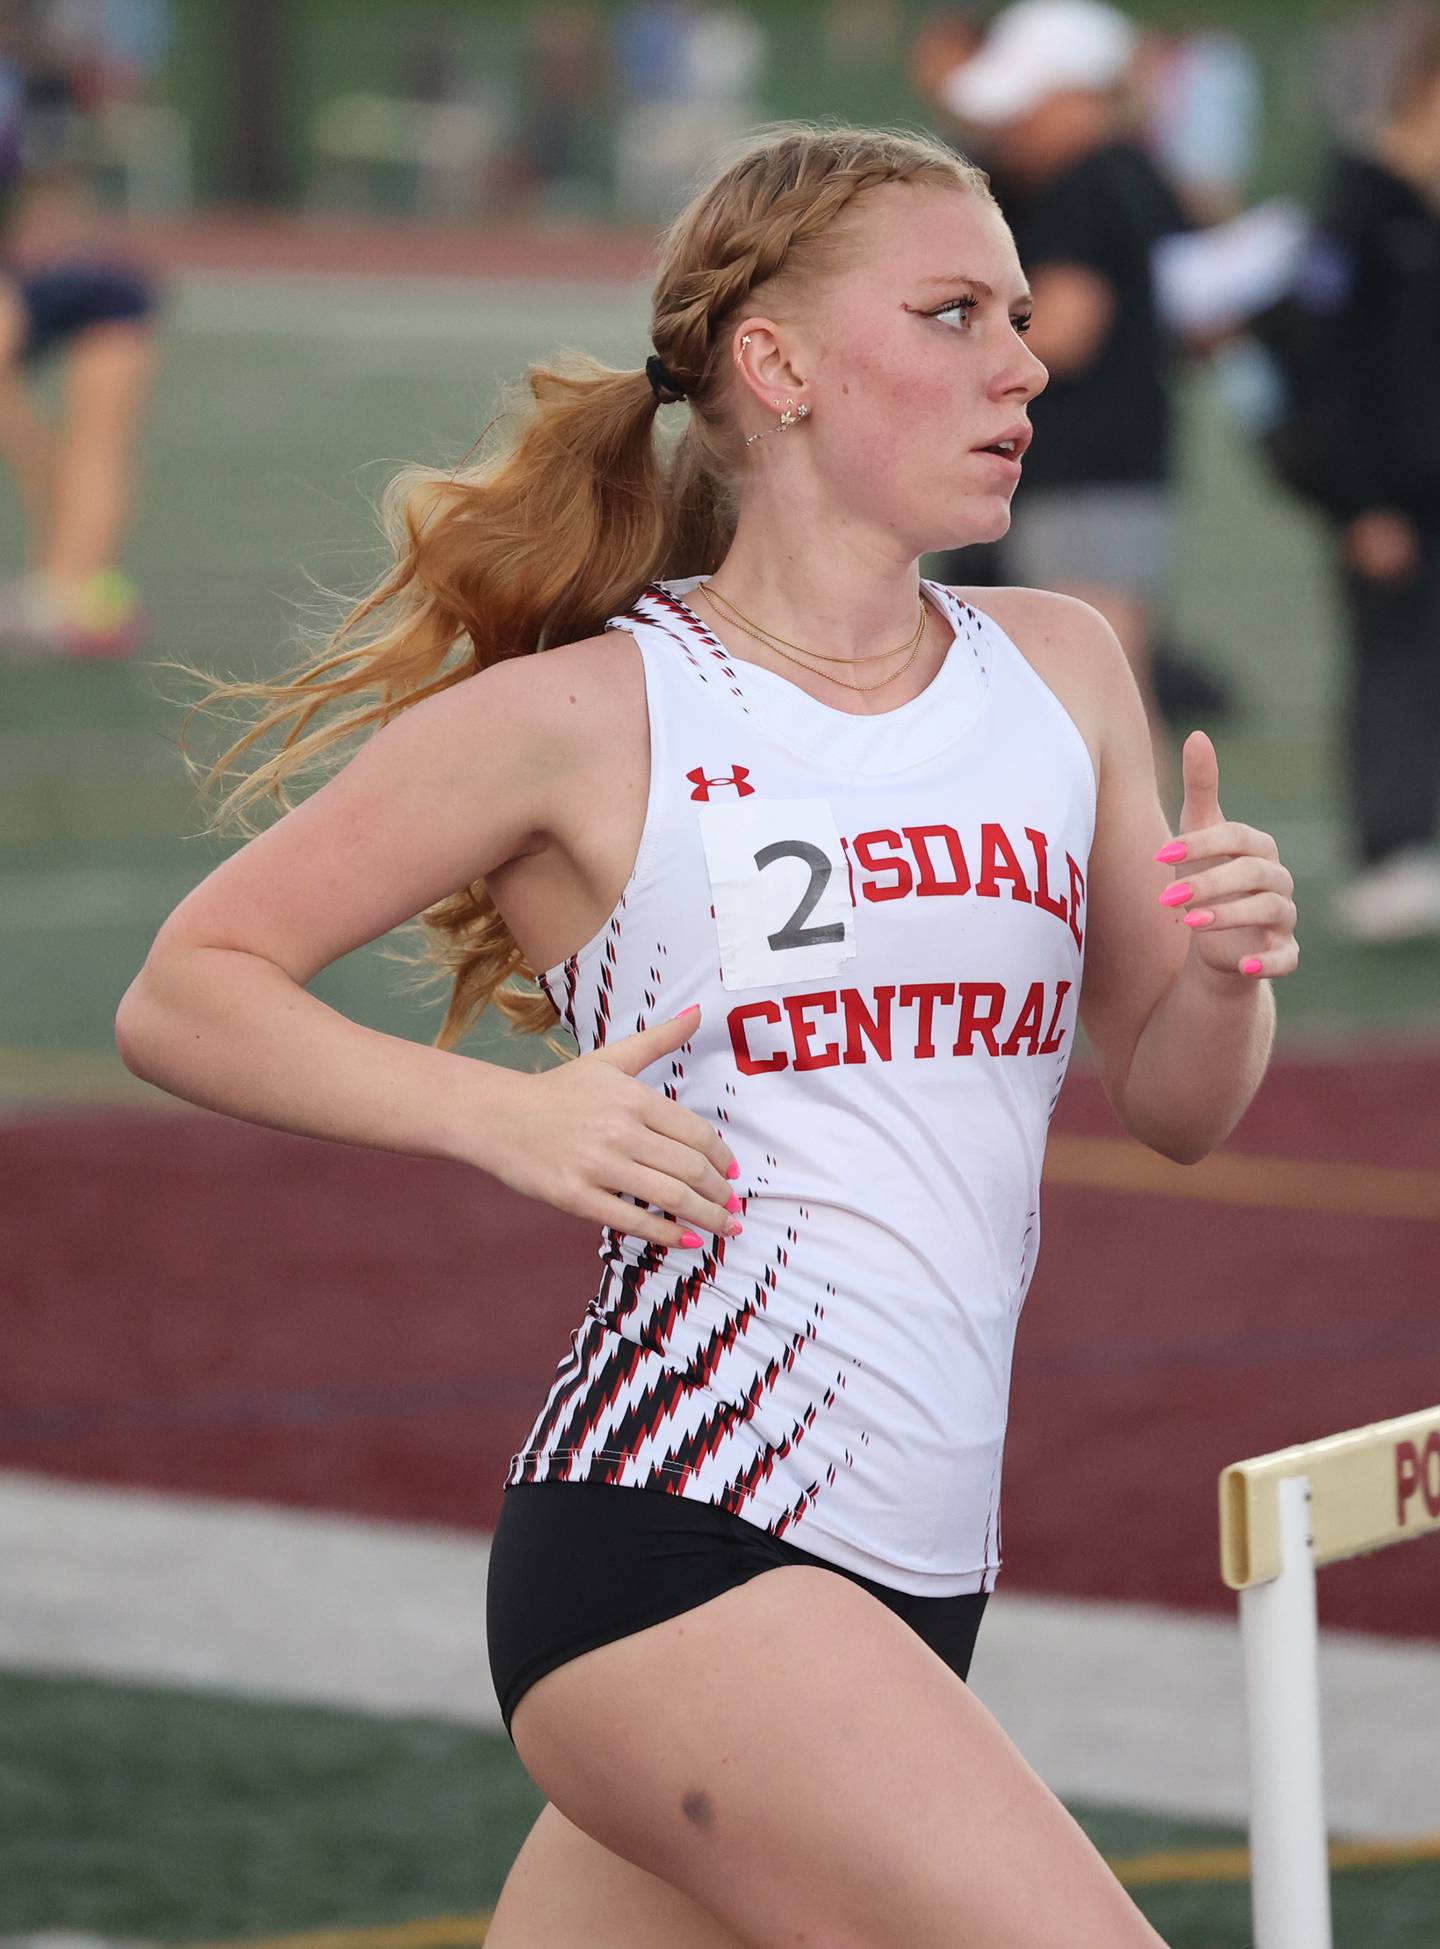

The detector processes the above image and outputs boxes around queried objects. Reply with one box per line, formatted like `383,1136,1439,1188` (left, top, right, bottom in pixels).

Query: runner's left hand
1153,730,1300,981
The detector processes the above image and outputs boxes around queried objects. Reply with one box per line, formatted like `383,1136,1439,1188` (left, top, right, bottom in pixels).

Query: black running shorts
16,261,158,362
486,1478,989,1743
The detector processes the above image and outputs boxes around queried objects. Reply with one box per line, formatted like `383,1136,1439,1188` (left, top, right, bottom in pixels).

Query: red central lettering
1000,980,1046,1056
898,981,955,1058
729,1001,786,1075
727,980,1078,1074
784,991,841,1071
842,984,895,1064
1039,980,1071,1054
953,982,1007,1055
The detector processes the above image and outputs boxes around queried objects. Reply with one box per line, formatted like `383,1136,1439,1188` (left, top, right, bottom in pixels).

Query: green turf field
0,268,1436,1117
3,1669,1436,1946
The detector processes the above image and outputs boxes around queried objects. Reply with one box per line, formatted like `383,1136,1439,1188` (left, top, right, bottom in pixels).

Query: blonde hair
178,122,992,1054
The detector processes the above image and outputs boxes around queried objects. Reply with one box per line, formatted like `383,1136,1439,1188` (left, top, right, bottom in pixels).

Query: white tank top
505,574,1097,1595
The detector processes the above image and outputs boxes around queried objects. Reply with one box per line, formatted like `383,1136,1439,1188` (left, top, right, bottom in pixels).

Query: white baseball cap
940,0,1140,127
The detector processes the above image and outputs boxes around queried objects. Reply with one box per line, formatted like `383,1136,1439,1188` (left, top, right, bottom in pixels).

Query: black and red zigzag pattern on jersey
629,585,751,713
549,1228,739,1474
578,1233,708,1372
590,895,626,1048
510,1226,728,1483
535,956,579,1041
508,1321,599,1484
642,1295,824,1507
510,1215,868,1535
510,1240,675,1477
624,1228,816,1487
536,899,667,1058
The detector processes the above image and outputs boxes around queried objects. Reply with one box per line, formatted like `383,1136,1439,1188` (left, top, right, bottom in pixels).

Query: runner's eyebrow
919,273,1034,307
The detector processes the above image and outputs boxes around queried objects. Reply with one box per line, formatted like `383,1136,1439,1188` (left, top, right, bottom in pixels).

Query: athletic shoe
0,569,145,660
1329,847,1440,943
63,568,147,658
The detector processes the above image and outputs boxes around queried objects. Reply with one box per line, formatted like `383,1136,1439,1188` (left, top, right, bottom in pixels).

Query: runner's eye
1012,312,1034,336
930,296,980,331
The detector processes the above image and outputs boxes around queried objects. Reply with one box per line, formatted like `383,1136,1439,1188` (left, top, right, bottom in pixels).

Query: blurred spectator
1137,22,1262,225
612,1,766,219
915,8,1237,736
938,0,1191,790
46,0,171,106
1252,5,1440,942
1314,1,1422,147
910,7,983,108
0,0,184,215
0,1,158,660
508,2,608,218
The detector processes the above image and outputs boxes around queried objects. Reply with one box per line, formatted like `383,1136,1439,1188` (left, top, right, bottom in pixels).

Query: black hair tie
645,353,689,404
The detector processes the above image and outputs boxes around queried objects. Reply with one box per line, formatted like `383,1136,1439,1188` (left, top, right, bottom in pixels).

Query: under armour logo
687,764,755,800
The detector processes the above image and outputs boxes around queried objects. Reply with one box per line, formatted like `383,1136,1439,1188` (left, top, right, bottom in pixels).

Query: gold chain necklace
700,582,928,693
703,579,924,662
706,601,925,692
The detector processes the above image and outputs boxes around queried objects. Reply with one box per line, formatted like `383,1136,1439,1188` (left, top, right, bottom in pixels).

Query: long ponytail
174,123,990,1054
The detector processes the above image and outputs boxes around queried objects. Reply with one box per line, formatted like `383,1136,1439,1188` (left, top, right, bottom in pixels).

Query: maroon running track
6,1049,1438,1639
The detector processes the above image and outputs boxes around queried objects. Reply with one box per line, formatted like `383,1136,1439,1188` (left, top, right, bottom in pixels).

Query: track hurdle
1219,1404,1440,1949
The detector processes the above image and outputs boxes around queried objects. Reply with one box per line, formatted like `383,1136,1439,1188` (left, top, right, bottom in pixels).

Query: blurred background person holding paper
936,0,1191,789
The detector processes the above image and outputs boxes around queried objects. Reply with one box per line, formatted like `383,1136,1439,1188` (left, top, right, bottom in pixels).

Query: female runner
118,123,1299,1949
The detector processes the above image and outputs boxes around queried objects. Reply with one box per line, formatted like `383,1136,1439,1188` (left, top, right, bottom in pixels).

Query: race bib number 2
695,797,857,991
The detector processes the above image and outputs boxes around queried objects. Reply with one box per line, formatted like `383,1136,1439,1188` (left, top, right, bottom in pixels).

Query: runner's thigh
511,1563,1167,1949
484,1799,751,1949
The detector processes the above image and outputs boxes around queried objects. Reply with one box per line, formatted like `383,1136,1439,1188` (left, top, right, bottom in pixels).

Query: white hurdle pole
1237,1474,1332,1949
1220,1405,1440,1949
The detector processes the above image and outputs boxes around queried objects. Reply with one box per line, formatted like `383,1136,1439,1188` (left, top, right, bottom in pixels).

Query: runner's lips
972,423,1032,459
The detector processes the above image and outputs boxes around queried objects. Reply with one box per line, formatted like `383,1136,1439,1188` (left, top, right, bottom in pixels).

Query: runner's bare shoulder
140,627,643,987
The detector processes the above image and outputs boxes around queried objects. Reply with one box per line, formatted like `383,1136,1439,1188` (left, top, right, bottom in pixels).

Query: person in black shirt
941,0,1190,791
1258,16,1440,941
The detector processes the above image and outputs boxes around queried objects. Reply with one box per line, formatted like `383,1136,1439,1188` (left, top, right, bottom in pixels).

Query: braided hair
649,127,993,566
177,123,994,1054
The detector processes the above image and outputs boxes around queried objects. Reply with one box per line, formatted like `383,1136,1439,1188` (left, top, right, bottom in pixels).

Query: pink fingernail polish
726,1192,742,1213
727,1159,741,1180
680,1230,702,1248
729,1221,743,1236
1184,910,1214,928
1155,841,1188,863
1159,882,1192,907
1241,957,1264,976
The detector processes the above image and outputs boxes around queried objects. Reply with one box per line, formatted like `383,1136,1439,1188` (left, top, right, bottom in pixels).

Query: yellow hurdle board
1220,1403,1440,1591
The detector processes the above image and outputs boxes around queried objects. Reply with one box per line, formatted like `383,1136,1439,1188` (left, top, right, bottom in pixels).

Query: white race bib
695,797,857,991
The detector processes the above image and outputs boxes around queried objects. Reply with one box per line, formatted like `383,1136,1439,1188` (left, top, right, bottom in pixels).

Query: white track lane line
0,1469,1435,1839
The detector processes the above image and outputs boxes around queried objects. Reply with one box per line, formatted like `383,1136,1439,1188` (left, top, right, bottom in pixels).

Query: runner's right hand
485,1005,741,1248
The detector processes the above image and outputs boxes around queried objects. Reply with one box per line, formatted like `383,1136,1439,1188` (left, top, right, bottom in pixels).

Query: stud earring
734,333,752,365
745,396,811,446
